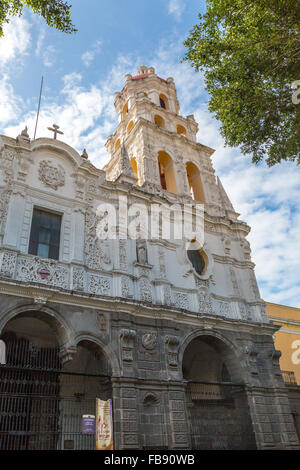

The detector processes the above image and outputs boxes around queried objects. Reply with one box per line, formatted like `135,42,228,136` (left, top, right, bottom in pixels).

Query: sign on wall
82,415,95,435
96,398,114,450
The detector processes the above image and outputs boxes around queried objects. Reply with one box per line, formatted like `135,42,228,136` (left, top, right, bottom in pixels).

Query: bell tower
104,65,239,219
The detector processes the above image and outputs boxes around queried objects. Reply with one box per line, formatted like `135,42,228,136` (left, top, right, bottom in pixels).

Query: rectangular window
28,208,62,260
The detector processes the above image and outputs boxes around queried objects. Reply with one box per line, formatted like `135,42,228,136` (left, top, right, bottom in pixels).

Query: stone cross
48,124,64,140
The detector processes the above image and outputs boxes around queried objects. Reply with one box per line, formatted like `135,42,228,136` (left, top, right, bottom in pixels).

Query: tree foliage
0,0,76,37
184,0,300,166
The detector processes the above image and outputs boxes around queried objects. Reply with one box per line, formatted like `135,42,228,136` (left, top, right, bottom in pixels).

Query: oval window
187,249,205,275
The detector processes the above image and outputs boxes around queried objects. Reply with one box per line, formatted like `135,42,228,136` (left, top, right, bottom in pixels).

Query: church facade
0,66,299,450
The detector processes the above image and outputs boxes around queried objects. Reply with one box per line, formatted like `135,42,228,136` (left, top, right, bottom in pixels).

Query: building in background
0,66,299,450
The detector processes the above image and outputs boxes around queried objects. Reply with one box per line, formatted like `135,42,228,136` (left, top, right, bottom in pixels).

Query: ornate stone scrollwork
165,335,180,368
120,329,136,364
38,160,66,190
16,256,69,289
72,266,85,291
196,279,213,314
0,250,17,278
139,277,152,303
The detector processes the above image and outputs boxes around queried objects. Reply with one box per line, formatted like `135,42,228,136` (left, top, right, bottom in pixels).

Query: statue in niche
136,240,148,265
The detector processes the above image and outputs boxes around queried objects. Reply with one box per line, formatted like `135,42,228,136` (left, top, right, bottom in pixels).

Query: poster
82,415,95,434
96,398,114,450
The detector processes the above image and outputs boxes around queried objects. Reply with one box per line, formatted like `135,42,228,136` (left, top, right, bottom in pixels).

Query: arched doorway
182,334,256,450
0,313,112,450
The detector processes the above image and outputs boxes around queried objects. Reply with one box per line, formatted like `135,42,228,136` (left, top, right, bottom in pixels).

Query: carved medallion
141,333,157,351
38,160,66,190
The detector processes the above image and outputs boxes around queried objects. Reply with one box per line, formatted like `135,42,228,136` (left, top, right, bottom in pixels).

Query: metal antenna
33,76,44,140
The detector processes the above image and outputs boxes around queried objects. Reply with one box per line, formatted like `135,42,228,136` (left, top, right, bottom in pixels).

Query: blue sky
0,0,299,307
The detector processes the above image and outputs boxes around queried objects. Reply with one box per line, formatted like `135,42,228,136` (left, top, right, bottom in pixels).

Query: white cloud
0,16,31,66
168,0,186,20
81,40,102,67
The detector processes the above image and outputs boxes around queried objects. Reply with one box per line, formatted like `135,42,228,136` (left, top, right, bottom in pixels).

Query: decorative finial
81,148,89,159
48,124,64,140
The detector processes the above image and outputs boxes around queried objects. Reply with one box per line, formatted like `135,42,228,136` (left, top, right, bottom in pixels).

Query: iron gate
0,338,112,450
186,381,251,450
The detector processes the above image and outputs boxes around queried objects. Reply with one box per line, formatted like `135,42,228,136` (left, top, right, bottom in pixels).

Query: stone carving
139,277,152,303
219,301,231,318
0,250,17,278
174,292,189,310
98,313,107,333
59,345,77,365
38,160,66,190
0,190,11,237
0,148,15,184
16,256,69,289
165,335,180,368
230,267,241,297
143,393,159,407
72,266,85,291
141,333,157,351
119,240,127,270
269,349,282,376
249,269,260,299
136,240,148,264
120,329,136,363
163,285,172,306
85,209,112,270
158,247,167,279
34,296,48,305
244,344,259,375
241,239,251,260
196,279,213,314
121,276,132,298
88,275,111,296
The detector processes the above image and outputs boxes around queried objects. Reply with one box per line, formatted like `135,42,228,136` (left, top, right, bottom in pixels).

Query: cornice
0,279,277,337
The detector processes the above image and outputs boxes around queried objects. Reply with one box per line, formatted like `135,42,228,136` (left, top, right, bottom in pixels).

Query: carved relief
120,329,136,363
0,250,17,278
196,279,213,314
85,209,112,270
98,312,108,333
158,247,167,279
244,344,259,375
136,240,148,264
0,148,15,184
0,190,11,237
72,266,85,291
121,276,132,298
119,240,127,270
16,256,69,289
219,301,231,318
163,285,172,306
88,275,111,296
38,160,66,190
141,333,157,351
139,277,152,303
165,335,180,368
174,292,189,310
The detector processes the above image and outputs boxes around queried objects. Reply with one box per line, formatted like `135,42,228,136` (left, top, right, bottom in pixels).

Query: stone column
168,382,190,449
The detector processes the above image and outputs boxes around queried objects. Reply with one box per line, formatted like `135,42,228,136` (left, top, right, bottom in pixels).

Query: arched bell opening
182,335,256,450
0,314,113,451
186,161,205,202
157,151,177,194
